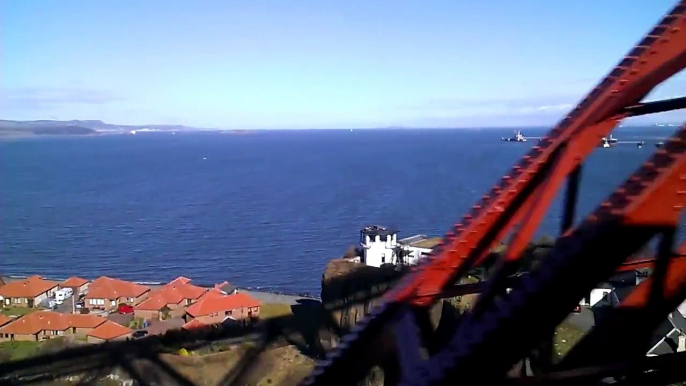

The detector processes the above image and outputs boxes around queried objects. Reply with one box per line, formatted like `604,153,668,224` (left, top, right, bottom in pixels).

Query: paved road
565,307,595,331
54,295,77,314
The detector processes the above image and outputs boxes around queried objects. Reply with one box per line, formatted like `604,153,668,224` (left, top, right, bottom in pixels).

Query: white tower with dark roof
359,225,398,267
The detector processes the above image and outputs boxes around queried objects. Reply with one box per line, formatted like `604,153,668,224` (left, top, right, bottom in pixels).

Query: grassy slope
0,306,38,317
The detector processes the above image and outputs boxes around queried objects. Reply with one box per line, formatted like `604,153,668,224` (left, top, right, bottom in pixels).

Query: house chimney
679,335,686,352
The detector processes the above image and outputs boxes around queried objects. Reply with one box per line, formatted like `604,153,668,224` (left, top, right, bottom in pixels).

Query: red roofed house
61,276,90,295
0,276,60,308
86,320,133,343
214,281,238,295
0,315,13,329
85,277,150,312
181,318,205,331
0,311,108,342
134,276,208,321
184,292,261,326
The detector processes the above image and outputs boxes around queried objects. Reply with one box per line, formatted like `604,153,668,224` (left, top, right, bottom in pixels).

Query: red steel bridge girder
305,2,686,385
395,2,686,306
413,124,686,385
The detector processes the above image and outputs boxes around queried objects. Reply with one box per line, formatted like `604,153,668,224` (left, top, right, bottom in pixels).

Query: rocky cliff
321,259,406,331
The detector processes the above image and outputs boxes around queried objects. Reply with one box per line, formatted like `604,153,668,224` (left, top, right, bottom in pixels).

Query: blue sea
0,127,679,295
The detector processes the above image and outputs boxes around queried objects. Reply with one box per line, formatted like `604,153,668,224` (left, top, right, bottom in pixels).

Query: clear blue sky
1,0,684,129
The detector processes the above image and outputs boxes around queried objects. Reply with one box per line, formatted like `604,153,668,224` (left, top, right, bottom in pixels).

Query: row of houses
0,274,262,339
0,312,132,343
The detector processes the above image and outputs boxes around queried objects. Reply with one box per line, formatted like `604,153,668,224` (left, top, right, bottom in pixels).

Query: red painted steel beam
436,252,686,298
424,124,686,384
393,1,686,307
305,3,686,385
501,117,623,265
616,255,686,271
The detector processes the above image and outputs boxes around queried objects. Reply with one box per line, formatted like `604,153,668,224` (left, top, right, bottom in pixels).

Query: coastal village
0,274,262,343
1,225,685,383
0,225,442,346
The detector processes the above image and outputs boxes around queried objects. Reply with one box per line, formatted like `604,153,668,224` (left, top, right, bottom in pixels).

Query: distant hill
0,120,210,138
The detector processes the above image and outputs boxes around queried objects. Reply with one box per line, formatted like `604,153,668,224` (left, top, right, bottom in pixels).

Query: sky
1,0,684,129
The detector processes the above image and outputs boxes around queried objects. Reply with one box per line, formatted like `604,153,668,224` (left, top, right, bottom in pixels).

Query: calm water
0,127,678,295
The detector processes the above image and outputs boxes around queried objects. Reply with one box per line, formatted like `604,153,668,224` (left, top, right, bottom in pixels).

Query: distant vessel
602,134,618,144
501,130,527,142
598,135,645,149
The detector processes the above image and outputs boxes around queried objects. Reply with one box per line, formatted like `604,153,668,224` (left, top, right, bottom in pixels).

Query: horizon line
2,118,678,131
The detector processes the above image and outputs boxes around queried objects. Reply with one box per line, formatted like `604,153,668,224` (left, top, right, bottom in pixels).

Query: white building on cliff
357,225,443,268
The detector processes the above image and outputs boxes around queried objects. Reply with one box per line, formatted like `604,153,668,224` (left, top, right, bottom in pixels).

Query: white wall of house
34,292,49,306
580,288,612,307
361,233,398,268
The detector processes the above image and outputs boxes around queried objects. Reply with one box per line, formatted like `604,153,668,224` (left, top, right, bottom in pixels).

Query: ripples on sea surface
1,127,680,295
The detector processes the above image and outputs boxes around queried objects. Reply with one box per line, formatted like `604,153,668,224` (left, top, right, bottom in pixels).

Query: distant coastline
2,119,678,140
0,119,216,140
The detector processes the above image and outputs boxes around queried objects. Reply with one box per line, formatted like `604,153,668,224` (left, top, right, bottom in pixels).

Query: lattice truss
0,3,685,386
305,2,686,385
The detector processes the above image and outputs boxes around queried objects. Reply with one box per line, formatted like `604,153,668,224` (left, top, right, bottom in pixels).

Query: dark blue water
0,127,678,295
